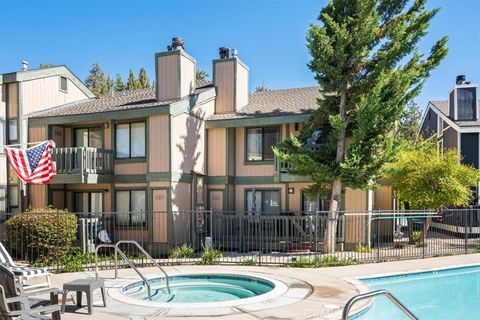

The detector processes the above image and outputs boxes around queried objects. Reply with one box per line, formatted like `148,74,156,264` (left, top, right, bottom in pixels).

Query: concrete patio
43,253,480,320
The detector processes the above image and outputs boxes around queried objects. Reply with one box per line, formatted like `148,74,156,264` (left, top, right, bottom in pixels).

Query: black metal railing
0,209,479,272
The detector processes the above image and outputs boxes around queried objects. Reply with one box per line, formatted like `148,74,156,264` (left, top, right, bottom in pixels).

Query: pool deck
45,253,480,320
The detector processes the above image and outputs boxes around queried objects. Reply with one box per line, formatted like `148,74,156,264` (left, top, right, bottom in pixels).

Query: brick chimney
213,47,249,113
155,37,196,102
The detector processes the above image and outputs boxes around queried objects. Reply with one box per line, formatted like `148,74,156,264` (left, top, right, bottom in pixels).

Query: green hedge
5,207,78,264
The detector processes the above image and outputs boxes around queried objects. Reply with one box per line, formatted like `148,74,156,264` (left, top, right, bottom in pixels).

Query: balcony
51,147,114,183
274,156,310,182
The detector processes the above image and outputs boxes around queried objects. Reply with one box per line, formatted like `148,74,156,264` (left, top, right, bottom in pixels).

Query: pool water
357,265,480,319
123,274,274,303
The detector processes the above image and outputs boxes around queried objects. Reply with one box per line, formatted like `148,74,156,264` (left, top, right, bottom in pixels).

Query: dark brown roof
29,84,214,118
208,86,320,121
430,100,480,127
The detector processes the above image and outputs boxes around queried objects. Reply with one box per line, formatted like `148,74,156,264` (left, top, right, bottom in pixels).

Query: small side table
61,278,107,315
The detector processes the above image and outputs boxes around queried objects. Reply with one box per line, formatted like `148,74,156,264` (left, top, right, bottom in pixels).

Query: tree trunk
323,91,347,254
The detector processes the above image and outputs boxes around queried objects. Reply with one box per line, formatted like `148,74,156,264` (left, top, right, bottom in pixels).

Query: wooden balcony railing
52,147,113,175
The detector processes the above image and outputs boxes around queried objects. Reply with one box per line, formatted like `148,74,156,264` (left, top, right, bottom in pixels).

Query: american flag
4,140,56,184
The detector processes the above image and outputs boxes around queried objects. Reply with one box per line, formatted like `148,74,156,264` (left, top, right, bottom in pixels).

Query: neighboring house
7,39,394,249
420,75,480,202
0,63,94,214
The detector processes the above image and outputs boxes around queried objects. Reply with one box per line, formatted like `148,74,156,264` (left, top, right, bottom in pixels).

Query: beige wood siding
114,162,147,175
235,61,249,111
235,127,275,176
214,60,235,113
22,76,87,114
171,182,191,245
156,54,179,101
235,184,286,213
148,115,169,172
28,127,46,142
114,183,147,188
344,188,367,245
228,128,235,176
207,128,226,176
171,113,205,174
192,99,215,119
104,121,112,149
7,83,18,118
149,181,169,188
152,189,168,243
179,55,195,97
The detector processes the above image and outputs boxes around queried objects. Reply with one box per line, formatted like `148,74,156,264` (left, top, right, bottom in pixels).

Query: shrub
200,249,223,265
170,244,195,259
5,207,77,264
284,256,354,268
355,244,372,253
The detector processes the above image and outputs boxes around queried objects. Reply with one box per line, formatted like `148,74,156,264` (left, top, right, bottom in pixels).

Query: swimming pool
123,274,274,303
357,265,480,319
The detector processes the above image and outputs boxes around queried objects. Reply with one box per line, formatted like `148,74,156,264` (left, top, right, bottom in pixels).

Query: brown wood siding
28,185,46,208
148,115,169,172
235,127,275,177
152,189,168,243
28,127,46,142
207,128,226,176
344,188,367,245
7,83,18,118
156,54,179,101
214,60,235,113
114,162,147,175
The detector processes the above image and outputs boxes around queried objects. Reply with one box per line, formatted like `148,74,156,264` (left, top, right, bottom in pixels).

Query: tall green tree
195,69,209,83
396,102,422,142
106,75,113,94
126,69,139,91
113,74,125,92
85,63,110,97
275,0,448,253
138,68,150,89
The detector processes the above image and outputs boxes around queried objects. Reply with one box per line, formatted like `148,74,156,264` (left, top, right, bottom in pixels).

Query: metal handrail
116,240,170,293
342,289,418,320
94,244,152,300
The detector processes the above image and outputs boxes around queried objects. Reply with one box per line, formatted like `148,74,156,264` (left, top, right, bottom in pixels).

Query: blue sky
0,0,479,109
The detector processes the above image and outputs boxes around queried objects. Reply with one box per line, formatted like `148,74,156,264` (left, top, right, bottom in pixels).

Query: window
115,122,146,158
115,190,146,225
302,192,322,214
60,76,68,92
246,189,279,215
8,185,19,207
246,127,279,161
75,127,102,148
8,119,17,142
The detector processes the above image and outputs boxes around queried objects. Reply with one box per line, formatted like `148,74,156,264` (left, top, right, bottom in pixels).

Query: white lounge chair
0,243,51,290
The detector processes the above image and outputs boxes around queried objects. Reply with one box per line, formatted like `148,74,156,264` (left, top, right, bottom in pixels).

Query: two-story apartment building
0,63,94,214
420,75,480,202
6,39,394,250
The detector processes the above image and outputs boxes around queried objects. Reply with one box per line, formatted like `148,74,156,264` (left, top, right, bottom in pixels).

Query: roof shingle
207,86,320,121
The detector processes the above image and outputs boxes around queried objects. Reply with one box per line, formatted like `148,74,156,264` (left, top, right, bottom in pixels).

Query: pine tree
274,0,448,253
126,69,139,91
106,76,113,95
138,68,150,89
85,63,110,97
113,74,125,92
195,69,209,83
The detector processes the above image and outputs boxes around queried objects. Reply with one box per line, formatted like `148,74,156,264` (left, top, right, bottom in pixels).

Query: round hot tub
123,274,274,303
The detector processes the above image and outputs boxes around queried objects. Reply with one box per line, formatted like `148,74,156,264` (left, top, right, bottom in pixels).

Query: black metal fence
1,209,479,272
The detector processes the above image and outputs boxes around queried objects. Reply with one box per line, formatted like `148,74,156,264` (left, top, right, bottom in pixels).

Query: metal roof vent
167,37,184,51
456,75,466,85
21,60,29,72
219,47,230,59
